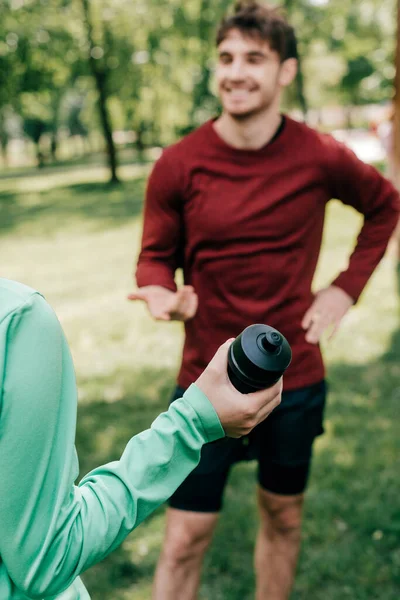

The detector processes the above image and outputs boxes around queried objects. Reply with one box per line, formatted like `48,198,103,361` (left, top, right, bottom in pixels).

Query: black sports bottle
227,324,292,393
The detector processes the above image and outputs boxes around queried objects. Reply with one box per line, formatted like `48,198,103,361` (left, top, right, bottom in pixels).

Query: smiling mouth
224,88,256,97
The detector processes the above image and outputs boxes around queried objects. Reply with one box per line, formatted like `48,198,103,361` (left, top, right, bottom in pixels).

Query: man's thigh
251,380,327,495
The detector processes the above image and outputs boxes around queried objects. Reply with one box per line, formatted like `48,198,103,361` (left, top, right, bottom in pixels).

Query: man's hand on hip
195,340,282,438
128,285,198,321
301,284,354,344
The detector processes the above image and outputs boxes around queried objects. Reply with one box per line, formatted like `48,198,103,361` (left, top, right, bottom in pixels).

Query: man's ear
279,58,298,87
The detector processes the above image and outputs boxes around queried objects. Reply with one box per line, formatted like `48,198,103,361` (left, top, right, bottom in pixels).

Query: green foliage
0,0,397,157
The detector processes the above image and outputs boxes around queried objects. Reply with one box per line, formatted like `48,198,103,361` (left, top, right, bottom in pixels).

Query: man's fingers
304,321,322,343
142,305,171,320
327,318,341,341
174,287,198,320
305,314,330,343
127,292,148,302
301,305,316,329
170,293,197,320
303,286,352,342
183,293,198,320
154,311,171,321
176,288,196,303
128,291,172,321
176,286,195,299
177,291,192,315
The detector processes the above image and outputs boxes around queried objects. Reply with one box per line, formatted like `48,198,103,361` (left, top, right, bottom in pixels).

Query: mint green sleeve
0,293,224,598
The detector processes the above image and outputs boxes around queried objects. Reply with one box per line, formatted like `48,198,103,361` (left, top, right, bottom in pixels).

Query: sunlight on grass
0,163,150,195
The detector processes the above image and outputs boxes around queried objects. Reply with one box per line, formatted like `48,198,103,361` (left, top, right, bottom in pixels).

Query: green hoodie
0,279,224,599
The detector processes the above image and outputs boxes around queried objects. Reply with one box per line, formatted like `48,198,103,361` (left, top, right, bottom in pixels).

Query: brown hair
216,1,298,62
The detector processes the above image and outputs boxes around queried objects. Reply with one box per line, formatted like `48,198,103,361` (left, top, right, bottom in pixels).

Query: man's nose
226,59,246,80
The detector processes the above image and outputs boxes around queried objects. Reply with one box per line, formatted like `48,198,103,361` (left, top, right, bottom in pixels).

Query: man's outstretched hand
195,340,282,438
128,285,198,321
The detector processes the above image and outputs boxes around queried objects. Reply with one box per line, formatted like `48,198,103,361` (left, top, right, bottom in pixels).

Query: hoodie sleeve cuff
182,384,225,442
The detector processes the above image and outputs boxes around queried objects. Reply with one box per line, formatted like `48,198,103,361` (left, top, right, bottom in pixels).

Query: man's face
216,29,284,119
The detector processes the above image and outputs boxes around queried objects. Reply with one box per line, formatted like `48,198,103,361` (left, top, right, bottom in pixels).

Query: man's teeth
228,89,251,96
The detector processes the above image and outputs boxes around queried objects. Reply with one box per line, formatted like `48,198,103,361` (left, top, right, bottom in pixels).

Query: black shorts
169,380,327,513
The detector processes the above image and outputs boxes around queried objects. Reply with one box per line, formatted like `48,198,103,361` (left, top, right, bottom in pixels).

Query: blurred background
1,0,400,599
0,0,397,173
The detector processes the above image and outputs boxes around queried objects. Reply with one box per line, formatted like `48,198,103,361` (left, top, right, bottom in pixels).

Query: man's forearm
332,190,399,301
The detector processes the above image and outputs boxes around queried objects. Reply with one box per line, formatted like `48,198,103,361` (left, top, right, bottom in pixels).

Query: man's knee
161,510,217,566
257,487,304,538
163,525,213,562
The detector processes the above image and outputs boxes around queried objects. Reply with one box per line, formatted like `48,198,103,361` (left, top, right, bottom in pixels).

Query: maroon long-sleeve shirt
136,117,399,391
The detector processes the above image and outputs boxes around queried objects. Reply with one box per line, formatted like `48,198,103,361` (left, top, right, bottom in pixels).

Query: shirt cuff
136,265,177,292
183,384,225,442
331,274,360,303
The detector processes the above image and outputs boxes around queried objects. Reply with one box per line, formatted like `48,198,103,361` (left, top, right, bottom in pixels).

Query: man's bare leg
254,487,304,600
153,508,219,600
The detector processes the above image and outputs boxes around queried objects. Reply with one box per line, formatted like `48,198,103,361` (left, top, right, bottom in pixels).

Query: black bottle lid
227,324,292,393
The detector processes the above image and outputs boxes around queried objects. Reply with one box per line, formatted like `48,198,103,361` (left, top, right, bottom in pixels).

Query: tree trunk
93,68,118,182
295,56,308,121
345,105,353,130
0,133,8,168
190,0,211,125
190,0,228,125
283,0,308,120
50,91,63,162
0,140,8,167
36,144,45,168
0,111,8,167
81,0,119,183
135,122,146,162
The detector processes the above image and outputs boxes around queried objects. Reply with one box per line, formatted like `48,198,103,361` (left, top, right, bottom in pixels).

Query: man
0,277,281,599
129,2,399,598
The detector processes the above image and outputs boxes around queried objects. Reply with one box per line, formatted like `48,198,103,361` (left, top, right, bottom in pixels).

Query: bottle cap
228,324,292,393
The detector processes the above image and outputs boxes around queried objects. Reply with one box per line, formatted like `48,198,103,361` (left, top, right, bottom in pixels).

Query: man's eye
248,56,263,64
219,56,231,64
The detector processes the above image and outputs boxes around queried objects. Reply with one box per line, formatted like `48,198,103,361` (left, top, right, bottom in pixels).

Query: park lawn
0,163,399,600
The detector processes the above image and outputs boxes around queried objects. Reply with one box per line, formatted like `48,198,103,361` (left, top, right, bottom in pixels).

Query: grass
1,162,399,599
